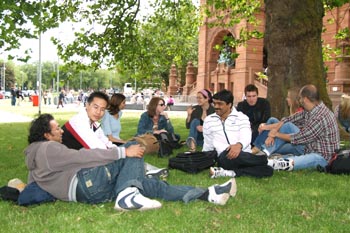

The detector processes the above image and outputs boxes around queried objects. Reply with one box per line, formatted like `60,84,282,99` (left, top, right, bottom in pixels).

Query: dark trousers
217,151,273,178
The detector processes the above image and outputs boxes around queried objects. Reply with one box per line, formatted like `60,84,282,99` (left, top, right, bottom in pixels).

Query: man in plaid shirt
263,84,340,171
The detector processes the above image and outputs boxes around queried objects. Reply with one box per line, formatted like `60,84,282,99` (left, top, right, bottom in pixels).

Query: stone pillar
168,64,178,96
328,55,350,94
183,61,196,95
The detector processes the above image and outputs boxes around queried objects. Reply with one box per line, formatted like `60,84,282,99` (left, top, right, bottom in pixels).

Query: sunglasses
159,103,165,106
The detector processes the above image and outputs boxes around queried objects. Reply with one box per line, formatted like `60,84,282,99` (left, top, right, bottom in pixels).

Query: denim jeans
338,117,350,133
11,96,16,106
283,153,328,170
188,118,204,146
253,119,304,155
76,157,205,204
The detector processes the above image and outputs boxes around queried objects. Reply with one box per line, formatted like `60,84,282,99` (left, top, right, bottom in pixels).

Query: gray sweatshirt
25,141,126,201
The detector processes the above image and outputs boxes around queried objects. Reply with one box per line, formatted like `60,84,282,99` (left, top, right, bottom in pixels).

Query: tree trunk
264,0,331,118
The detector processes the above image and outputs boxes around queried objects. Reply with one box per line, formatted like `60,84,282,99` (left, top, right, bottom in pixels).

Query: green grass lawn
0,103,349,232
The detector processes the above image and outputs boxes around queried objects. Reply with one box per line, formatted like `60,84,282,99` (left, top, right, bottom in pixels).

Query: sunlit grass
0,101,349,232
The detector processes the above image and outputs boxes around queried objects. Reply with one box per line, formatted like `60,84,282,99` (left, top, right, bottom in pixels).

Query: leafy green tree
0,61,15,90
117,0,199,89
1,0,198,92
1,0,78,61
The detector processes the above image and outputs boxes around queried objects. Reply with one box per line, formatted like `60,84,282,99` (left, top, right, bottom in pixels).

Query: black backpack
168,150,218,173
321,149,350,174
155,132,182,157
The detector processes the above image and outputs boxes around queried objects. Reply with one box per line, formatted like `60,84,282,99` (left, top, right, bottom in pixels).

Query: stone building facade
168,2,350,106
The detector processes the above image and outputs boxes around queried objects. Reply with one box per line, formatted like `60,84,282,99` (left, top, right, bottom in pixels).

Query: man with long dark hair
24,114,237,210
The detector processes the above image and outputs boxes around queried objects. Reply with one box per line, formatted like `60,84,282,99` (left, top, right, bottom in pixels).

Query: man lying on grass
24,114,237,211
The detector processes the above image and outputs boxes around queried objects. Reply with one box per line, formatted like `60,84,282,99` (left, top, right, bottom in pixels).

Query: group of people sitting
18,83,344,211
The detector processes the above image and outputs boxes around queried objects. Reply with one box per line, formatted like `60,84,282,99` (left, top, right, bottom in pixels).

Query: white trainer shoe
209,167,236,179
273,158,294,171
114,187,162,211
208,178,237,205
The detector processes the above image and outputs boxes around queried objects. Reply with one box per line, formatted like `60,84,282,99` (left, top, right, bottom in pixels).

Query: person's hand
125,144,145,158
268,129,278,138
258,123,266,134
196,125,203,132
202,104,209,112
265,136,274,147
187,105,194,115
160,111,169,119
153,129,167,135
226,144,241,160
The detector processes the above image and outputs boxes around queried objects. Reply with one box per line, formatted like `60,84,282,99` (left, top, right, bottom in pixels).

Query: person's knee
280,122,299,133
190,118,200,127
266,117,279,124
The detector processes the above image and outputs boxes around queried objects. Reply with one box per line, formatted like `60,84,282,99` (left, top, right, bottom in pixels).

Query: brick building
168,2,350,106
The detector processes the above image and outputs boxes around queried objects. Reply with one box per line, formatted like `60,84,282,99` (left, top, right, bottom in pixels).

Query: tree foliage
0,0,78,61
1,0,199,91
117,0,199,88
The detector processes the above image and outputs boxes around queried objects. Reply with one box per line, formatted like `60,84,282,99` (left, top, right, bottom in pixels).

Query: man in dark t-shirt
237,84,271,145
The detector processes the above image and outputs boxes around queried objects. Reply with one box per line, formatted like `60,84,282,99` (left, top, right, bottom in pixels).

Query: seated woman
102,93,168,178
101,93,127,146
334,94,350,134
185,89,215,151
252,87,304,156
137,97,178,139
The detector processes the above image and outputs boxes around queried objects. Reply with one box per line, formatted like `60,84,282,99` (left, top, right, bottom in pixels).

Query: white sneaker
273,158,294,171
209,167,236,179
145,168,169,180
114,187,162,211
8,178,26,192
208,178,237,205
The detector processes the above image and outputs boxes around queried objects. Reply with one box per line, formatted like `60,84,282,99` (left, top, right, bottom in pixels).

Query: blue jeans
76,157,205,204
188,118,204,146
11,96,16,106
282,153,328,170
338,117,350,132
253,119,304,155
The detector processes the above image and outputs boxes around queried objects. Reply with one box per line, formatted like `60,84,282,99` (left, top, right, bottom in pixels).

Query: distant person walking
166,96,174,111
10,86,16,106
57,90,65,109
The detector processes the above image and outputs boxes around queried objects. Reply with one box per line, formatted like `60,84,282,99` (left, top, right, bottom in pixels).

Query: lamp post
38,30,42,115
2,63,5,91
56,31,63,95
110,72,112,88
56,58,59,94
20,71,24,90
80,71,82,90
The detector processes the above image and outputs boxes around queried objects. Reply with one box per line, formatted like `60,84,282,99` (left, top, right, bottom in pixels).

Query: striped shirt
203,107,252,155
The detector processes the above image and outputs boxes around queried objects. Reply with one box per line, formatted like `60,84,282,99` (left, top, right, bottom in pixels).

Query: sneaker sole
216,178,237,197
146,169,169,180
228,178,237,197
208,187,230,205
114,204,162,212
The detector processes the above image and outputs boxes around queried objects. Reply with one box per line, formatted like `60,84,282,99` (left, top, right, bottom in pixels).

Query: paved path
0,104,187,123
0,110,33,123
